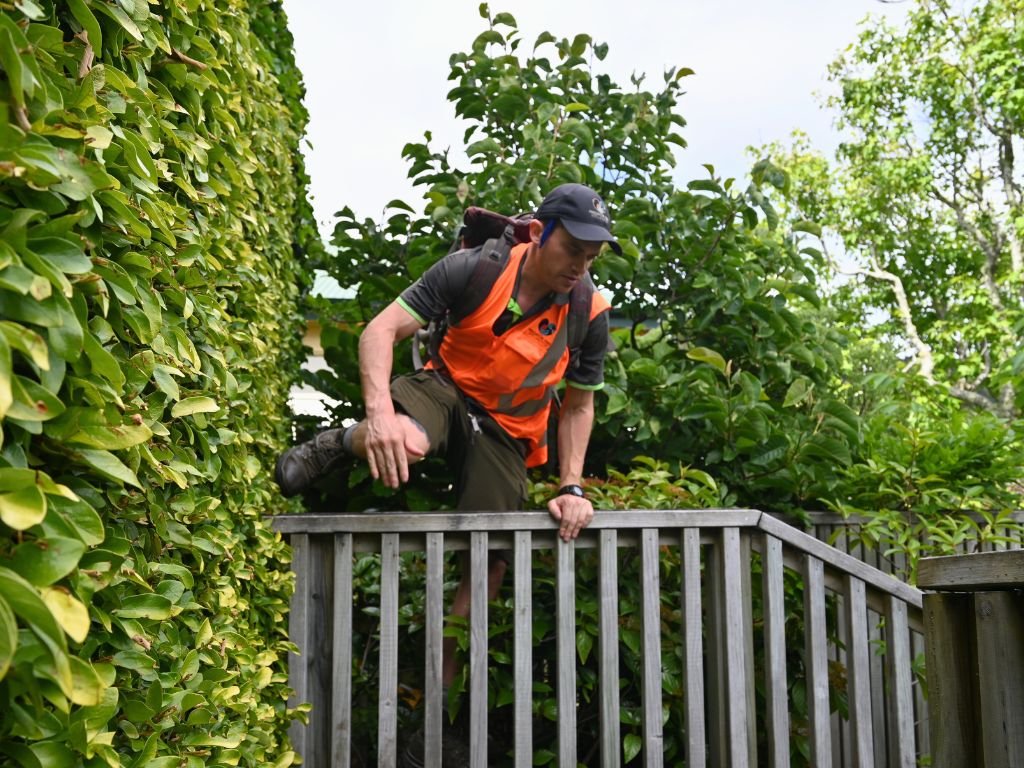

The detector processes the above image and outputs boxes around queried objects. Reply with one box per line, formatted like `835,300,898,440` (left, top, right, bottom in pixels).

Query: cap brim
560,218,623,255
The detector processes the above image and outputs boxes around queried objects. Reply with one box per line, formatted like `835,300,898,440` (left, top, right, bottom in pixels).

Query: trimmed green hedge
0,1,316,765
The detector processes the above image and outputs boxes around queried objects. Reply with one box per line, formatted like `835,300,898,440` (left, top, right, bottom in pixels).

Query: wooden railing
273,509,926,767
793,510,1024,581
919,550,1024,767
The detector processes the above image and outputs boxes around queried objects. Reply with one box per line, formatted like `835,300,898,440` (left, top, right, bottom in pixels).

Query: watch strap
557,484,585,498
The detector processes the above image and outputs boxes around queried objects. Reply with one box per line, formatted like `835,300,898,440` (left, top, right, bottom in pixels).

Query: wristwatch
557,484,586,499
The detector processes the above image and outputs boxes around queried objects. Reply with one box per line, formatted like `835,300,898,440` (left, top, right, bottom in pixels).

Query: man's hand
364,411,425,489
547,494,594,542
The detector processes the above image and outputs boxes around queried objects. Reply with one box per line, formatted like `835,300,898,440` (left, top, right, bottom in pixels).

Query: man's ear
528,218,546,245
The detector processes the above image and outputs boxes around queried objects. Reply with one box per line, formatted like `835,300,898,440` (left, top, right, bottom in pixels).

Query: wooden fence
273,509,926,767
919,550,1024,767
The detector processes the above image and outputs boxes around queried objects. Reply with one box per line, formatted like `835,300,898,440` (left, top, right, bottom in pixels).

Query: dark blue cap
536,183,622,255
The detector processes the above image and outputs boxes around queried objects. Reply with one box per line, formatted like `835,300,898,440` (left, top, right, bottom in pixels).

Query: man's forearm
557,388,595,487
358,321,397,417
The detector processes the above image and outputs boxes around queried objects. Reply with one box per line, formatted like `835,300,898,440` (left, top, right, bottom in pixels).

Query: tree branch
931,186,1004,309
997,132,1023,273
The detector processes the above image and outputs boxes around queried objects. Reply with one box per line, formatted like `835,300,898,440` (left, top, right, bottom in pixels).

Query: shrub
0,1,316,765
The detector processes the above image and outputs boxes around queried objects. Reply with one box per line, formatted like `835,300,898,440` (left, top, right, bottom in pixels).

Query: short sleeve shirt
397,247,610,389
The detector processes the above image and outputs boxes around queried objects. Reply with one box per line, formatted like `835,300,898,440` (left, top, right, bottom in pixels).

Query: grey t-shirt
397,246,610,389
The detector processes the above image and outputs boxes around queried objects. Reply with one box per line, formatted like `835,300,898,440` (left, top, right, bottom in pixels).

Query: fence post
919,550,1024,768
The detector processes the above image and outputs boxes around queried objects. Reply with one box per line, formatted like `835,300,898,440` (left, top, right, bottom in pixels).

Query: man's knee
396,414,430,462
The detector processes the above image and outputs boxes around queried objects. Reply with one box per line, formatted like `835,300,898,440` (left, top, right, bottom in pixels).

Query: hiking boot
400,726,470,768
274,428,347,497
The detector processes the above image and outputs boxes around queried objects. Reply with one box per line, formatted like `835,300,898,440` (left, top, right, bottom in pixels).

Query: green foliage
828,401,1024,581
759,0,1024,573
765,0,1024,421
307,9,858,516
0,1,316,765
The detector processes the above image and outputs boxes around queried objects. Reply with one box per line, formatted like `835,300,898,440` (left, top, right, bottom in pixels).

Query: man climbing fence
274,182,618,764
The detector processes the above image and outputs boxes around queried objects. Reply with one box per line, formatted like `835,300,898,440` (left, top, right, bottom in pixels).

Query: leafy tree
767,0,1024,420
296,9,878,764
308,5,858,516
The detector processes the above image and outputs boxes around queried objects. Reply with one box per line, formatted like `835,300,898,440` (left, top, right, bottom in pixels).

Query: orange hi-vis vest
429,243,611,467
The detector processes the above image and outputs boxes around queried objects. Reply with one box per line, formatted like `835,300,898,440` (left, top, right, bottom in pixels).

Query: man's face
530,220,602,294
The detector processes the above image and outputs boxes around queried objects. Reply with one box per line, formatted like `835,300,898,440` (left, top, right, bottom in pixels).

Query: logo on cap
590,197,610,224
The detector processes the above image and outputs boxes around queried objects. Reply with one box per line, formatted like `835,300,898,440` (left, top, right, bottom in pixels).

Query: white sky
281,1,911,240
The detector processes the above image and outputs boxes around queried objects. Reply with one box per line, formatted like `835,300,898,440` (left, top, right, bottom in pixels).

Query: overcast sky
281,1,911,240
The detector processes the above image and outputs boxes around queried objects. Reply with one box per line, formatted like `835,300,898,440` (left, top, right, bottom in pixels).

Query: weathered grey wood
278,509,938,768
272,508,763,534
721,528,750,768
378,534,400,768
705,540,725,767
739,532,757,766
469,532,488,768
599,530,621,768
424,533,444,768
761,533,789,768
346,527,747,554
640,529,664,768
759,513,923,608
918,549,1024,590
772,544,924,634
681,529,706,768
924,593,975,765
803,554,831,767
332,534,353,768
832,566,849,768
557,538,577,767
868,609,887,768
843,575,873,768
305,535,334,768
885,596,915,768
974,591,1024,768
514,531,533,768
912,630,930,768
288,534,310,758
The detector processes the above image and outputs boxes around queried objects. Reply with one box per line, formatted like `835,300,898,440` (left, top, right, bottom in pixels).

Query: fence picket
287,533,310,758
641,529,664,767
761,533,789,767
682,529,706,768
599,530,621,768
804,554,831,767
514,531,533,768
844,575,873,768
722,528,750,768
331,534,353,768
885,596,915,768
378,534,400,767
424,533,444,768
469,532,488,767
557,537,577,767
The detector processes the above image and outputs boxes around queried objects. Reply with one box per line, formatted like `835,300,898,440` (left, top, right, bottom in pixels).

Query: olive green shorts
390,371,529,513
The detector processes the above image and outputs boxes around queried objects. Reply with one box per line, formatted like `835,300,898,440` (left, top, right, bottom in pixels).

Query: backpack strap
449,227,516,324
565,274,595,373
423,227,516,368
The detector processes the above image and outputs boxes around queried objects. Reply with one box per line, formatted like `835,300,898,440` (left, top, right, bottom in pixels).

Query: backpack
412,206,595,373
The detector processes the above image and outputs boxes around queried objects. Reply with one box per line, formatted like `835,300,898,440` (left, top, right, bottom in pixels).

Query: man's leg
443,411,528,685
274,372,451,498
443,553,507,685
345,416,429,462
